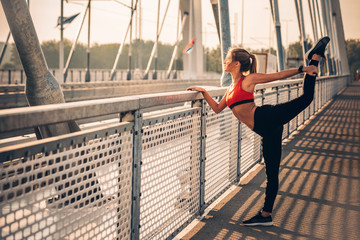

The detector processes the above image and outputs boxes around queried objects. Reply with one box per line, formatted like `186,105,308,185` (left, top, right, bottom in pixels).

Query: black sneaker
242,211,273,226
305,36,330,60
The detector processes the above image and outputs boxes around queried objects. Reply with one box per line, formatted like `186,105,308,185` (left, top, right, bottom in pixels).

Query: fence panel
0,75,350,240
139,109,201,240
204,99,238,205
0,123,133,240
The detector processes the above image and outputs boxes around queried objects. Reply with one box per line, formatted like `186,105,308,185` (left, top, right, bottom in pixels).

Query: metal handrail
0,75,348,133
0,74,351,240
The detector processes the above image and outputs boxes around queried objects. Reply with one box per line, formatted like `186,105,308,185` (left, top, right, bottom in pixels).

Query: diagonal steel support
1,0,80,138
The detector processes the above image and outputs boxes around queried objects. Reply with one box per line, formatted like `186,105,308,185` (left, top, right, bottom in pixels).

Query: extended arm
243,65,318,92
186,87,228,114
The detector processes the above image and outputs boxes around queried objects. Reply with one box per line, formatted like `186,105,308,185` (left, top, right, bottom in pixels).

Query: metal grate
140,111,201,240
263,89,277,105
204,101,238,204
289,86,299,134
0,76,348,240
0,127,133,240
278,88,289,138
240,124,261,174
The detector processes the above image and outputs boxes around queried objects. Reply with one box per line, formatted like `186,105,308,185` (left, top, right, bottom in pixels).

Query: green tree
207,45,222,73
346,39,360,78
287,41,303,58
286,37,313,58
42,40,59,68
9,44,22,69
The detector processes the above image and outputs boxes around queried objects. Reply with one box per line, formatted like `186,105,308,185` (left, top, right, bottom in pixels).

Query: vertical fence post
287,85,291,136
325,79,327,105
303,81,306,123
319,79,322,109
237,122,242,182
258,89,265,163
8,69,11,84
200,102,206,215
192,100,206,215
296,83,299,128
20,70,24,84
321,79,323,107
130,110,142,240
315,80,318,112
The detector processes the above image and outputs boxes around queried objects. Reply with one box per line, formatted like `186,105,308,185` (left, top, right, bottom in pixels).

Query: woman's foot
243,211,273,226
305,36,330,60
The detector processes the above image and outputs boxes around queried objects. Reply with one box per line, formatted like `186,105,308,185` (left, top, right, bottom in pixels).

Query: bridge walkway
179,82,360,240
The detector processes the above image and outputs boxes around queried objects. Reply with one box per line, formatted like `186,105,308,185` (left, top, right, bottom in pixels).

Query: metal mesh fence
204,101,238,204
0,124,133,240
240,124,261,174
140,110,201,240
263,89,277,105
0,76,349,240
289,86,299,134
278,88,289,138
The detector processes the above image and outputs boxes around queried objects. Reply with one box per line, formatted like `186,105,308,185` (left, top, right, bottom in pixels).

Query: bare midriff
231,102,257,130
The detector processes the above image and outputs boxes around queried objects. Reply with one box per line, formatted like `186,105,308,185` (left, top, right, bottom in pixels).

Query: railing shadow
181,82,360,240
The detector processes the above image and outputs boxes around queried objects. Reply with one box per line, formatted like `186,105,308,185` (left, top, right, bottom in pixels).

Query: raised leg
270,59,319,126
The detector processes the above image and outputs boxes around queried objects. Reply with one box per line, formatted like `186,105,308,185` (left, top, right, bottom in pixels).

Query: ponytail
249,54,257,74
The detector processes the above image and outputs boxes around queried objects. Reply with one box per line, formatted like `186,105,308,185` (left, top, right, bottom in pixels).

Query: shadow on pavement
181,82,360,240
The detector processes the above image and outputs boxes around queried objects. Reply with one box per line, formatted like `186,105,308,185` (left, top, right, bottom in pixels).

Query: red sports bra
226,76,254,109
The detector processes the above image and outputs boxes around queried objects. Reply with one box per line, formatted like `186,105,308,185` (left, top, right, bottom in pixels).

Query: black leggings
252,60,319,213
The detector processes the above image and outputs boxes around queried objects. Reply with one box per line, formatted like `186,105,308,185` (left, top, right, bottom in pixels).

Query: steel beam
180,0,204,79
64,4,89,82
218,0,232,86
0,32,10,66
143,0,171,80
295,0,308,65
270,0,285,71
110,0,139,81
330,0,349,75
1,0,80,138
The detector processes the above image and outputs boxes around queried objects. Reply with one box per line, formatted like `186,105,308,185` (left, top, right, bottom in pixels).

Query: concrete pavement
180,82,360,240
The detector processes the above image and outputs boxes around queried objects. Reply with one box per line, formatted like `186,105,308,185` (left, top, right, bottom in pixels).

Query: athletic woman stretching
187,36,330,226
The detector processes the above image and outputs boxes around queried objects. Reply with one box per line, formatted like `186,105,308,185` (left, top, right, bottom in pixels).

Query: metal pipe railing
0,75,350,240
1,69,186,84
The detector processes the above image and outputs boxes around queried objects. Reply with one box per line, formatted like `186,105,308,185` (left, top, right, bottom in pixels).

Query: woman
187,36,330,226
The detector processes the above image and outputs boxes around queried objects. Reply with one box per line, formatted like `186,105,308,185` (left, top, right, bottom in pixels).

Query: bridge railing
0,78,221,110
0,69,185,84
0,75,350,240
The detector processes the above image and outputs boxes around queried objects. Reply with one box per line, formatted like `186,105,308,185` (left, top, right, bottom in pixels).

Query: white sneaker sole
243,221,273,226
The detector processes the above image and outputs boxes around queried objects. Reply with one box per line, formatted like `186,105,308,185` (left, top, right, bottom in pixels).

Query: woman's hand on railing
303,65,318,76
186,86,206,93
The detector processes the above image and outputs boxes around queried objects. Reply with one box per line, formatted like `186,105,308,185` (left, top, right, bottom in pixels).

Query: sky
0,0,359,51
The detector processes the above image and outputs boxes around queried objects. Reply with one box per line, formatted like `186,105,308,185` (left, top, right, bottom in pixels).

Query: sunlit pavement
181,82,360,240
